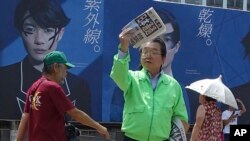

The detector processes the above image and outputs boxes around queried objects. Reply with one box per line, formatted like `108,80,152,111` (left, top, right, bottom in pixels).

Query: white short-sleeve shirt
222,110,241,134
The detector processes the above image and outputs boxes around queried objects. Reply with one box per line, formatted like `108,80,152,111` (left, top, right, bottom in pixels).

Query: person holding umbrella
187,75,238,141
222,98,246,141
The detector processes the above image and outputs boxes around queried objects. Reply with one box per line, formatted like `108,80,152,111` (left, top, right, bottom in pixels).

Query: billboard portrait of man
102,0,250,124
0,0,104,120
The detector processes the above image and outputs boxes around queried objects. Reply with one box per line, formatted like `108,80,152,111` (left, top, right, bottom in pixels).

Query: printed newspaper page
170,118,187,141
122,7,167,48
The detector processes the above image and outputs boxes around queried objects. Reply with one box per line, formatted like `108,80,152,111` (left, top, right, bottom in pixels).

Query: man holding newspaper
110,7,189,141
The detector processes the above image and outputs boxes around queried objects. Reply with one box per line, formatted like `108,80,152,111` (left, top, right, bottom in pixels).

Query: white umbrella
185,75,238,109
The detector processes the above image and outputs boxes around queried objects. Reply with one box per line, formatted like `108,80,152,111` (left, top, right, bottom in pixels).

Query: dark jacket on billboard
0,56,91,119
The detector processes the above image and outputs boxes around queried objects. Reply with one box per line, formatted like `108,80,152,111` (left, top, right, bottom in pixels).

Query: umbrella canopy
186,75,238,109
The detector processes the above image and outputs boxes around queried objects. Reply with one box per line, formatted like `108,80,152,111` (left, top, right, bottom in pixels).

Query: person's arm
181,120,190,133
67,108,110,140
237,99,246,115
110,28,134,92
119,28,133,53
17,113,29,141
222,111,237,126
190,105,205,141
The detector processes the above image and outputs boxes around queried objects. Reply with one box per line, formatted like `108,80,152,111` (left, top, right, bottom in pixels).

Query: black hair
153,37,167,57
14,0,70,31
156,9,180,45
204,96,217,102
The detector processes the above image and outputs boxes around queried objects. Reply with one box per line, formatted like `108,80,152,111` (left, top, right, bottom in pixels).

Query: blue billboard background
103,0,250,124
0,0,104,120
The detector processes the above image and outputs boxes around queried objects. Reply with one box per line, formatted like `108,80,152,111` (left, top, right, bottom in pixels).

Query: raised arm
119,28,134,53
237,98,246,115
110,28,135,92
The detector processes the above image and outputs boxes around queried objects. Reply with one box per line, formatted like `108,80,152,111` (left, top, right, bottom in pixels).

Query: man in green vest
110,28,189,141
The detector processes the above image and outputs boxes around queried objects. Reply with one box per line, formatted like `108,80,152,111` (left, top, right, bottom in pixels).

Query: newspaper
169,118,187,141
122,7,166,48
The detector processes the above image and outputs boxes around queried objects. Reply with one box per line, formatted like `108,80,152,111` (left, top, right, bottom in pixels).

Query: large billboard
1,0,250,124
0,0,104,121
103,0,250,124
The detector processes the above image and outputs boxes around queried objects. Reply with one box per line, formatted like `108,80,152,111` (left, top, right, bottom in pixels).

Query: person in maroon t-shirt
17,51,110,141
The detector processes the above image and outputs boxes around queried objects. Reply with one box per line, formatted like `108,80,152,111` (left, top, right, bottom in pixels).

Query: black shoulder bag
65,116,80,141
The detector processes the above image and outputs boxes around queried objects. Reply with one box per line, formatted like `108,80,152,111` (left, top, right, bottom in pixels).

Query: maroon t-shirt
24,76,75,141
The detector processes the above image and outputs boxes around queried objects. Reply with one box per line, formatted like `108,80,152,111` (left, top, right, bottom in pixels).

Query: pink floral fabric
197,101,222,141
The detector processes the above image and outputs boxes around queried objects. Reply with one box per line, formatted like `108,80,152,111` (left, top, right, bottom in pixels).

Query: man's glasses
141,50,162,57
